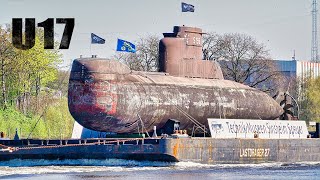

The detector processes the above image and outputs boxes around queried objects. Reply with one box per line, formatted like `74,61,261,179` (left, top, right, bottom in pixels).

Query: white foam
0,159,173,177
173,161,320,170
0,159,320,177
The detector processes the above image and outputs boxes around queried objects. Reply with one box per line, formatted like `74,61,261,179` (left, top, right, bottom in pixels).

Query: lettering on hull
208,119,308,139
239,148,270,158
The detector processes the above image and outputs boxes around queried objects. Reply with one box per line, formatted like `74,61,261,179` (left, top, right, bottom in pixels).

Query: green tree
9,29,61,113
305,76,320,122
46,70,70,97
0,25,17,108
0,25,75,139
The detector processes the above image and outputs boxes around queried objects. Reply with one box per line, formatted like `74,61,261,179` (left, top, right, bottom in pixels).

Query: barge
1,137,320,164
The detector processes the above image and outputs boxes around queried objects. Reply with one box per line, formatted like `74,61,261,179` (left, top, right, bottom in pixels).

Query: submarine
68,26,283,133
2,26,320,165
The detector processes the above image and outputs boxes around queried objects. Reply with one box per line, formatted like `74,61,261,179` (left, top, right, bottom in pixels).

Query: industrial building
274,59,320,99
272,59,320,120
275,60,320,79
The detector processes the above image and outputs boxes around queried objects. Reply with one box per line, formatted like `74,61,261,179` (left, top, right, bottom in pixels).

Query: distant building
274,60,320,99
272,59,320,91
272,60,320,120
275,60,320,79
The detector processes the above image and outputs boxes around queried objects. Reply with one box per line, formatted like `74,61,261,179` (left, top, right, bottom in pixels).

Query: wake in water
0,159,320,175
1,159,320,168
0,159,320,178
0,159,173,177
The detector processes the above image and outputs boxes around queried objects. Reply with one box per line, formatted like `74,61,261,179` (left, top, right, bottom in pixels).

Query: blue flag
91,33,105,44
116,39,136,53
182,2,194,12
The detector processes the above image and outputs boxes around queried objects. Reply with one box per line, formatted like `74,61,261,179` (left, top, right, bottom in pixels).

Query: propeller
274,91,295,120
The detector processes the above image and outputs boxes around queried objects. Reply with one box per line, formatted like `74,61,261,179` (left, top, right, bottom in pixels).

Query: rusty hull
1,138,320,164
164,138,320,164
2,138,320,164
68,59,283,133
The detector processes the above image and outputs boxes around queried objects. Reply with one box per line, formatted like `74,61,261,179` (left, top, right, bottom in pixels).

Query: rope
27,60,73,140
27,110,47,139
0,144,9,148
0,144,16,152
137,114,150,138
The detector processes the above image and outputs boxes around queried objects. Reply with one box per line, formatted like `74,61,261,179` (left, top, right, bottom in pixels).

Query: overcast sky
0,0,315,68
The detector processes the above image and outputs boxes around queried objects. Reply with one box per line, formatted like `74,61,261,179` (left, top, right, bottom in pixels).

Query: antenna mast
312,0,319,61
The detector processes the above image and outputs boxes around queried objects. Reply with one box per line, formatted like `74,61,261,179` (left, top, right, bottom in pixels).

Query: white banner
208,119,308,139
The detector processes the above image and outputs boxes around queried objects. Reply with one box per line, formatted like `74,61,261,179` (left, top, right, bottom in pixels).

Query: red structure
68,26,283,133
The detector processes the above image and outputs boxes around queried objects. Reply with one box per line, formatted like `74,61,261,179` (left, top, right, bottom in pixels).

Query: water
0,159,320,180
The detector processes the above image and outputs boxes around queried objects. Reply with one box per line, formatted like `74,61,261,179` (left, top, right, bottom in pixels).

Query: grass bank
0,98,74,139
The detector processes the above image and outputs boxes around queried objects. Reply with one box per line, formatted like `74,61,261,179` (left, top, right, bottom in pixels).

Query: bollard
14,128,19,140
152,126,157,138
0,132,4,138
316,123,320,138
254,131,259,138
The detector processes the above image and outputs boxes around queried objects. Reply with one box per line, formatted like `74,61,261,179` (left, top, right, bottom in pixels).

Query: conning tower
159,26,223,79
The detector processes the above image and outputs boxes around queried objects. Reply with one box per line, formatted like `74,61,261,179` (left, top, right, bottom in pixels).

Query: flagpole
90,41,92,56
180,0,183,26
181,1,186,26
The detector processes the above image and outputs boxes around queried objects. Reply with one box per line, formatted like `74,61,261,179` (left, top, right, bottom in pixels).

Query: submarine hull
68,59,283,133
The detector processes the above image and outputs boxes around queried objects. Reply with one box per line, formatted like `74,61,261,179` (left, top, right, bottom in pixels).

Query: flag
116,39,136,53
181,2,194,12
91,33,105,44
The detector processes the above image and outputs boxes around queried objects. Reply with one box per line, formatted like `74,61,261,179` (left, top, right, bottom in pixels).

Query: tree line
0,25,61,113
0,25,74,139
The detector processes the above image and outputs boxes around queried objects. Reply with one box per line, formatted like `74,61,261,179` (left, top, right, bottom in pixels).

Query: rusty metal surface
179,59,224,79
2,138,320,164
68,59,283,133
159,26,223,79
164,138,320,164
68,26,283,133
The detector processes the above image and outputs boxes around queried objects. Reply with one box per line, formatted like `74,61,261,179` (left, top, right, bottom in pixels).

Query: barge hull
164,138,320,164
1,138,320,164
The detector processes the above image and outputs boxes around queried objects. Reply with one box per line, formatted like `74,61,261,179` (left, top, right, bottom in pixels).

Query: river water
0,159,320,180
